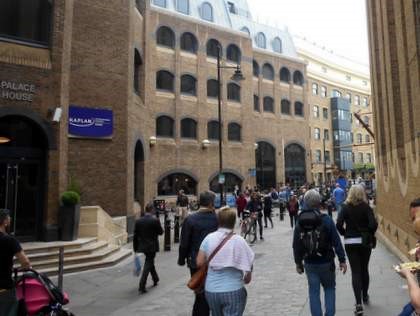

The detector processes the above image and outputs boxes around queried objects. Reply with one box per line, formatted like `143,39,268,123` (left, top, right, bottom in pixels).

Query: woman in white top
196,208,255,316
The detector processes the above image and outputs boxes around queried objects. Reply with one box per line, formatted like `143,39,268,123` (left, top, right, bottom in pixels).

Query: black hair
410,198,420,209
0,209,10,225
199,191,215,208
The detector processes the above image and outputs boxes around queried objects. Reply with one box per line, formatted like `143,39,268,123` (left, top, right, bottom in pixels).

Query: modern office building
294,37,374,185
0,0,373,241
366,0,420,257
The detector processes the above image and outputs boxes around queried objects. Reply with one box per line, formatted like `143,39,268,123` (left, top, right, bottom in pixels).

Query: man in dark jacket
178,191,218,316
133,203,163,293
0,209,31,315
293,190,347,316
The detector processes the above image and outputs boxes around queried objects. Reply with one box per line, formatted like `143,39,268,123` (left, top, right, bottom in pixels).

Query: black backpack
297,210,330,259
271,191,279,200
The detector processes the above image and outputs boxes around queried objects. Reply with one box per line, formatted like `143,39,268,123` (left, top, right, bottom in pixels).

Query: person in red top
236,193,247,219
287,195,299,228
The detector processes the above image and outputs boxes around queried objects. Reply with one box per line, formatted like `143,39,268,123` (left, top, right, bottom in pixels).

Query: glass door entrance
0,159,43,240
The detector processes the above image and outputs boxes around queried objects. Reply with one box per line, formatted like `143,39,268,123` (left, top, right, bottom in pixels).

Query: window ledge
207,98,218,104
253,77,259,82
180,138,199,144
156,137,176,144
206,57,217,64
280,81,290,87
156,46,175,54
262,112,276,118
156,91,175,99
227,101,241,107
180,94,198,102
180,51,197,59
262,79,274,84
0,40,51,69
293,85,304,89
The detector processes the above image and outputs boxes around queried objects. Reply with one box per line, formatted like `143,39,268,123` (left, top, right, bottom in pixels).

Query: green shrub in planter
61,191,80,206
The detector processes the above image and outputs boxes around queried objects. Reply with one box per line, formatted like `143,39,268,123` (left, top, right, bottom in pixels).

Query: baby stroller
14,268,74,316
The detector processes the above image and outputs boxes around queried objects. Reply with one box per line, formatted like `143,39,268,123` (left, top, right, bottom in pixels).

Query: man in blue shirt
332,183,346,215
293,190,347,316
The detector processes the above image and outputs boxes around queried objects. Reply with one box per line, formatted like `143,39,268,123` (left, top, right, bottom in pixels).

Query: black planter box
59,204,81,241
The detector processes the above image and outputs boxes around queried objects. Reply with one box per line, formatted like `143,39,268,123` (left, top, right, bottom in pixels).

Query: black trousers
264,209,273,228
345,245,372,304
256,214,264,238
139,252,159,290
289,213,297,228
190,268,210,316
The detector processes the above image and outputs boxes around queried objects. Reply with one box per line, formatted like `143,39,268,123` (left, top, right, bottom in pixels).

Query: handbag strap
207,232,234,264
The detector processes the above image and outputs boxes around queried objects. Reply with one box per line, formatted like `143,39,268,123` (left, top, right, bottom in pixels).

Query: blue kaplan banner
68,105,113,138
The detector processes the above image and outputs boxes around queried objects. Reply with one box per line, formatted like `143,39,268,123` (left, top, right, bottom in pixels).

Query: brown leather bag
187,232,234,292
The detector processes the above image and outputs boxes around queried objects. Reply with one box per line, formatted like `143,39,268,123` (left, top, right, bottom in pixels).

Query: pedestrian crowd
2,178,420,316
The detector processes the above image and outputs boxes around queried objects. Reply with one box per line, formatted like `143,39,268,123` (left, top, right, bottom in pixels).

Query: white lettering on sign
0,80,36,102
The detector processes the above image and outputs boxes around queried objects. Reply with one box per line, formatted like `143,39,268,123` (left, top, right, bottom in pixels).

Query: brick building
366,0,420,256
0,0,373,241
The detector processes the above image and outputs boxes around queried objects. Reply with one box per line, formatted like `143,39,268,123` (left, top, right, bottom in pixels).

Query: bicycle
243,211,258,244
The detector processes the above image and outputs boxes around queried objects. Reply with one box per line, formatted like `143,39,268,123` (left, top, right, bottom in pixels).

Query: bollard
164,211,171,251
174,215,180,243
58,246,64,290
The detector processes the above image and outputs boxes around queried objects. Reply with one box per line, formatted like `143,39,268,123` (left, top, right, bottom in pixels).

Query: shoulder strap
207,232,234,263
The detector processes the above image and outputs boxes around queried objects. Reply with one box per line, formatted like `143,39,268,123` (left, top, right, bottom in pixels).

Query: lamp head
231,66,245,82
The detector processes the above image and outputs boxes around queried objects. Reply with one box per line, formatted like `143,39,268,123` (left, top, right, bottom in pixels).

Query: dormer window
228,2,237,14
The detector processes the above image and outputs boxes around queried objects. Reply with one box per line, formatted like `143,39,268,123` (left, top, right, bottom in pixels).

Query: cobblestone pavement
65,211,409,316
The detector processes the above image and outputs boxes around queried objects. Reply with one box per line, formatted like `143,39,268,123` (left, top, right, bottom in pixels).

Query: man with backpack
292,190,347,316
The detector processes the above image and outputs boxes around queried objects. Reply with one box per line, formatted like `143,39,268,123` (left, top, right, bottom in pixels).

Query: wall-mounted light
0,137,11,144
254,143,258,150
149,136,157,146
202,139,210,149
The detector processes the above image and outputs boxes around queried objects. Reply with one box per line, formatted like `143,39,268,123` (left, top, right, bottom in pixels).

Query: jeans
304,262,336,316
345,245,372,304
263,210,273,228
139,252,159,290
190,268,210,316
205,288,247,316
335,204,342,216
257,214,263,238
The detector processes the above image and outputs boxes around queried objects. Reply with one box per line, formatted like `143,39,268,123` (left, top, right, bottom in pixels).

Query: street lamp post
323,137,327,185
216,44,244,206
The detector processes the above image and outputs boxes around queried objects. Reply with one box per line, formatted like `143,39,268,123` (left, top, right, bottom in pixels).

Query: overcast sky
247,0,370,65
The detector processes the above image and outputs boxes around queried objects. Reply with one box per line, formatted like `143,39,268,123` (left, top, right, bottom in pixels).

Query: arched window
263,97,274,113
156,70,174,92
181,118,197,139
156,26,175,48
134,141,145,203
133,49,142,94
357,133,362,144
272,37,282,53
226,44,241,63
240,27,250,36
156,116,174,137
281,99,290,114
293,70,304,86
227,83,240,102
153,0,166,7
207,79,219,98
206,39,221,58
294,101,304,117
253,60,259,77
253,95,259,112
365,134,370,143
180,32,198,53
176,0,189,14
207,121,220,140
210,172,242,193
180,74,197,95
158,173,197,195
284,143,306,187
256,32,266,48
228,123,241,141
201,2,213,21
0,0,52,45
255,141,276,189
280,67,290,82
262,63,274,80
